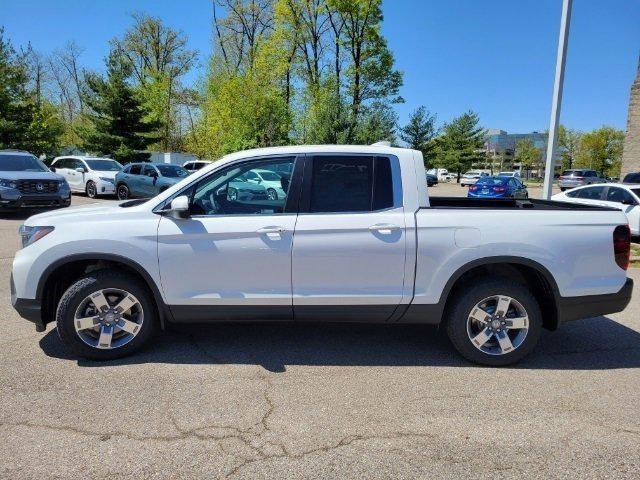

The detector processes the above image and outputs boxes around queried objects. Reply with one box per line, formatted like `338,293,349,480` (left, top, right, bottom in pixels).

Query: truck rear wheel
56,270,157,360
445,278,542,366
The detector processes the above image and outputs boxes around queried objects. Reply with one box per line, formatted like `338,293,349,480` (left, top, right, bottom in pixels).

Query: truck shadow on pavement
39,316,640,372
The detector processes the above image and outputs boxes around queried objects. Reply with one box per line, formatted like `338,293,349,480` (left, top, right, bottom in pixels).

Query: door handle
256,226,286,234
369,223,400,234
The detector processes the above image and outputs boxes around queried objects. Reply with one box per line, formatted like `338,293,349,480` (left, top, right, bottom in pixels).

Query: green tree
82,51,159,163
557,125,582,170
400,106,437,167
514,138,542,178
0,29,62,155
575,126,624,177
435,111,485,182
112,13,198,151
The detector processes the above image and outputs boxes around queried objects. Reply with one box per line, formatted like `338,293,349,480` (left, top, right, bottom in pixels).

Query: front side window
157,164,188,178
189,157,295,216
142,165,157,177
307,155,395,213
576,186,605,200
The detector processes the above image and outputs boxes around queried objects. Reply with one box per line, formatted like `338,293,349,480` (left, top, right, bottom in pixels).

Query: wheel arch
37,253,172,329
399,256,561,330
439,256,560,331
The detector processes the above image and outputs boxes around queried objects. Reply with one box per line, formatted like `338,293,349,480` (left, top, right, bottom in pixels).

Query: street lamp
542,0,573,199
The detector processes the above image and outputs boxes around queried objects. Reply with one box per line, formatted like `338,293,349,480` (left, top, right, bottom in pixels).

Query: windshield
476,177,507,186
498,172,514,176
157,164,188,178
257,171,281,181
0,153,50,172
85,159,122,171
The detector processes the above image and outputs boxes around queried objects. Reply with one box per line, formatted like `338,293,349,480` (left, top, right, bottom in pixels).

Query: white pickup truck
11,145,633,366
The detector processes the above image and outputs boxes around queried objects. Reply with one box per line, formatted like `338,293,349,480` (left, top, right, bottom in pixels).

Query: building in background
621,58,640,179
482,129,562,177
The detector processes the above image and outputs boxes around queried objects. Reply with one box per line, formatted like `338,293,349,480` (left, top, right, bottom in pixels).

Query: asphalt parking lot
1,189,639,479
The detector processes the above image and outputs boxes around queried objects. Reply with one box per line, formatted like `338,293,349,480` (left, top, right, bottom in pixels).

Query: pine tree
435,111,486,182
82,51,159,163
400,106,437,167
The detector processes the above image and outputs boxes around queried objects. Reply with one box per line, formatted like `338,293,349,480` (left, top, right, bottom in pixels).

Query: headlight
18,225,54,248
0,178,18,189
99,177,114,183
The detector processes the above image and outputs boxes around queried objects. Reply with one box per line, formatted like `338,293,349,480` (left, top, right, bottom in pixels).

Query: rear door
291,154,406,321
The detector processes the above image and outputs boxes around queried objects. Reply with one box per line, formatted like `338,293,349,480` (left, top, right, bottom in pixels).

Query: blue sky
1,0,638,133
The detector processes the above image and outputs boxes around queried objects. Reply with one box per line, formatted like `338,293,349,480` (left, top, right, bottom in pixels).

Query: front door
291,154,407,322
157,155,301,321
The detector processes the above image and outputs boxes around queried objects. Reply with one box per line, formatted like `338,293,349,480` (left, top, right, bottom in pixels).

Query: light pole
542,0,572,199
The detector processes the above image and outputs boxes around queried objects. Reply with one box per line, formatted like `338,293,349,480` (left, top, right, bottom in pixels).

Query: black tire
117,183,130,200
86,180,97,198
56,270,158,360
560,187,566,192
228,187,238,201
267,188,278,200
445,278,542,366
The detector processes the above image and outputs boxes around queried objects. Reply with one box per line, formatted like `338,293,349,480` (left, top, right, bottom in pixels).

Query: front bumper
0,194,71,210
96,180,116,195
557,278,633,324
10,274,45,331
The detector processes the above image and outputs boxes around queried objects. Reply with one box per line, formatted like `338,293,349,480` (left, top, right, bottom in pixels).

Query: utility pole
542,0,572,199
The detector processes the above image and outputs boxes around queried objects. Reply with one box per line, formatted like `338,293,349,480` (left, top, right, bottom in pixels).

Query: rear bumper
557,278,633,323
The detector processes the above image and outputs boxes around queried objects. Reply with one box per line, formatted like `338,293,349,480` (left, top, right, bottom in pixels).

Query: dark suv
0,150,71,211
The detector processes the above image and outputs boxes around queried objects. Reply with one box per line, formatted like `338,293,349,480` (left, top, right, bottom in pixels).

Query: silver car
558,169,607,191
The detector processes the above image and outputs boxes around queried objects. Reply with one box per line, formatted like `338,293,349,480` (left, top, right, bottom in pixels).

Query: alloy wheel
73,288,144,350
466,295,529,356
117,185,129,200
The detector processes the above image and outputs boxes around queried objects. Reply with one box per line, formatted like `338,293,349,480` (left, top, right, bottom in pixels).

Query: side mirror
166,195,190,219
75,167,86,173
621,199,636,206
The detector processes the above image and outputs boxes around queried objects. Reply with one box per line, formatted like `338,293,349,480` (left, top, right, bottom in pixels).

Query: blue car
467,175,529,199
115,163,188,200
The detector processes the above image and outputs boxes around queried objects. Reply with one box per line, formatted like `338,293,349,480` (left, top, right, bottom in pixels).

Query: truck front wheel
56,270,158,360
445,279,542,366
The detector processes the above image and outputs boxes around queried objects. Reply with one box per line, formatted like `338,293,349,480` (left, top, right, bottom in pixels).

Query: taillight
469,186,478,191
493,186,506,192
613,225,631,270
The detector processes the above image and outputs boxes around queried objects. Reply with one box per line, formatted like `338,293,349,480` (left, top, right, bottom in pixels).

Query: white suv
51,156,122,198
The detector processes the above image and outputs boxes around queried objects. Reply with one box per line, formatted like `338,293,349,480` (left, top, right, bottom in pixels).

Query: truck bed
427,196,617,210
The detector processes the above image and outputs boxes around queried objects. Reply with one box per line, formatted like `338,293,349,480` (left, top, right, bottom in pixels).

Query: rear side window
308,156,395,213
129,164,142,175
576,186,605,200
606,187,636,204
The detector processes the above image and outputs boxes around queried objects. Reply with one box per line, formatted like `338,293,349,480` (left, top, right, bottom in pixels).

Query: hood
25,201,123,226
0,171,64,181
92,170,118,178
